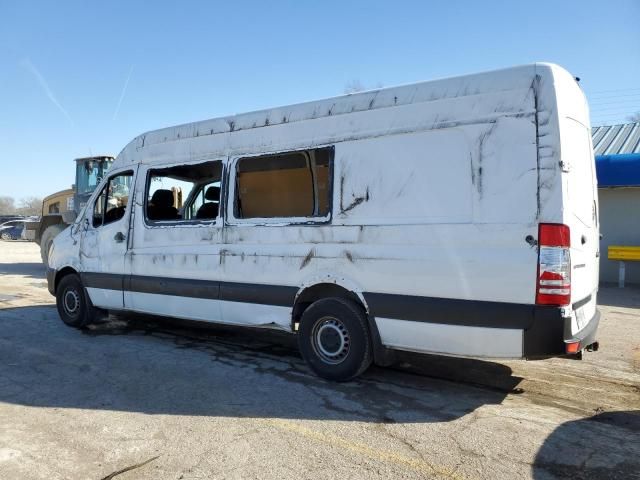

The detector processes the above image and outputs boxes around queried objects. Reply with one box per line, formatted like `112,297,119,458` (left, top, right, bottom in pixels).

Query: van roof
113,63,569,168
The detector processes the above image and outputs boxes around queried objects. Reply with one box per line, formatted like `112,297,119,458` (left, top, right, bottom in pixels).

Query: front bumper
46,267,56,296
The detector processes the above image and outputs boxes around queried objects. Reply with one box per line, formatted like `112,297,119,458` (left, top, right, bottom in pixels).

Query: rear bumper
565,309,600,350
46,267,56,296
524,304,600,358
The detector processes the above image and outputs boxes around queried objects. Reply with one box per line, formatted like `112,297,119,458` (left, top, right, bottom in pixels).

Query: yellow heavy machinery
26,156,113,264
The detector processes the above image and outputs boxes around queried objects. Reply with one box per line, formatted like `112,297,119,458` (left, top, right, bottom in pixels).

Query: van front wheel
298,297,372,381
55,274,95,328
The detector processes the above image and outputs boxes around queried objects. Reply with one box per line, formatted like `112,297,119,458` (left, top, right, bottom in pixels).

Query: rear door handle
114,232,126,243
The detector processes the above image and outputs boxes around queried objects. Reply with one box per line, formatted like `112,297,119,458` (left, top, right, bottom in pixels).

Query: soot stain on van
395,174,414,199
340,175,370,214
150,254,166,265
200,230,214,242
474,123,497,197
219,249,230,266
342,195,366,213
300,249,315,270
469,152,476,188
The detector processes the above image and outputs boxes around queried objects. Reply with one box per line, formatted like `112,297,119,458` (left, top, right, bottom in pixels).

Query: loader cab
74,156,114,214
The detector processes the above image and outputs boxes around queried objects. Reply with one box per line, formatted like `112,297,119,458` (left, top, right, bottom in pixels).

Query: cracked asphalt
0,242,639,479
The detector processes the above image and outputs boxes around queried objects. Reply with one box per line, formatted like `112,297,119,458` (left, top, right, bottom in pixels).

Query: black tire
298,297,373,381
1,232,14,241
40,224,66,265
55,274,96,328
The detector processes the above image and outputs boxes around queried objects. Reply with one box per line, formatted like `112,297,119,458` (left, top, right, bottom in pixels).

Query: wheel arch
54,266,79,294
292,282,365,331
292,277,395,367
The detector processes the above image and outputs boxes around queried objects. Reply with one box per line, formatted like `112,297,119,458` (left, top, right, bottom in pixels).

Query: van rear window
235,148,332,219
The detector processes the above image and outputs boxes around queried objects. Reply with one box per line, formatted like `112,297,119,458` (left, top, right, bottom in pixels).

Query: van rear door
562,118,599,314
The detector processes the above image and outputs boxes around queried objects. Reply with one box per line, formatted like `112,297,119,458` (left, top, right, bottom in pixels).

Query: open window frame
142,158,226,228
226,146,334,226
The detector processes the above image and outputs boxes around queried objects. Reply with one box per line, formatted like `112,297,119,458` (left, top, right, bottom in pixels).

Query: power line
591,115,638,123
591,109,640,117
591,112,640,118
589,96,640,106
591,109,640,116
592,110,639,115
587,87,640,95
587,92,640,101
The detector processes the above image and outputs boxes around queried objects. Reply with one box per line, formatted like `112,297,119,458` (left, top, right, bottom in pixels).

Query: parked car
0,215,24,224
0,220,26,240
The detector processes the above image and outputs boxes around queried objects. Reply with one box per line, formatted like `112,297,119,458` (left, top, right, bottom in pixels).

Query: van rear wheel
55,274,96,328
298,297,372,381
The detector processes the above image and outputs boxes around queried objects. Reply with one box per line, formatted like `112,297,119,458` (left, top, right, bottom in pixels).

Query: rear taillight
536,223,571,306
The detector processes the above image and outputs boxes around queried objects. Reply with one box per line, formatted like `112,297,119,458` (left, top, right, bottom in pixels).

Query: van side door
124,159,225,322
79,168,137,309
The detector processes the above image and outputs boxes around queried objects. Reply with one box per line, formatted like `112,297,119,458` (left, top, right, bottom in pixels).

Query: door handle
114,232,126,243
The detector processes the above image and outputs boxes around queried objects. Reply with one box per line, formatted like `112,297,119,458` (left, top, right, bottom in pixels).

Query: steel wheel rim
63,288,81,317
311,316,351,365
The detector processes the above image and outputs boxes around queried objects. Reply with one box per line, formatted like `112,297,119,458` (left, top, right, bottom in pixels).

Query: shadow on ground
0,261,45,279
597,284,640,308
533,410,640,479
0,305,523,424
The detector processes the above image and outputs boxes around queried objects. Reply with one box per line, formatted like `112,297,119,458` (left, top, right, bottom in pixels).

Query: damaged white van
47,63,600,381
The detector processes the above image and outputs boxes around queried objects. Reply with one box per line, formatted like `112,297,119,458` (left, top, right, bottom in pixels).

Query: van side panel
375,318,523,358
334,130,473,224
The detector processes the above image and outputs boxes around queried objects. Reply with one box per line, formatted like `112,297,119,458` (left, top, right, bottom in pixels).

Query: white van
47,63,600,381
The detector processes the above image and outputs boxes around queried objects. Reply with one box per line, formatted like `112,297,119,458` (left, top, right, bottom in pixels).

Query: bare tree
16,197,42,216
344,79,366,94
628,112,640,122
0,196,16,215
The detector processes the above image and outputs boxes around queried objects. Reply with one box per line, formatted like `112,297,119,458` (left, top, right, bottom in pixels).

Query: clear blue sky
1,0,639,200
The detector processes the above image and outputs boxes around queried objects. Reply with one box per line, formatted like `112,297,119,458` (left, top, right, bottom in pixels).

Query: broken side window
235,147,332,219
145,160,223,223
92,171,133,228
